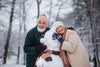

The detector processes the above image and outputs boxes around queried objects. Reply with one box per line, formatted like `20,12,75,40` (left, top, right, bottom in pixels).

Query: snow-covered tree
73,0,100,66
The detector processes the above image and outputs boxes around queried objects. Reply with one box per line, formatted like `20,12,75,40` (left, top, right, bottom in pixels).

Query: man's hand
35,44,47,53
44,49,52,54
35,57,40,65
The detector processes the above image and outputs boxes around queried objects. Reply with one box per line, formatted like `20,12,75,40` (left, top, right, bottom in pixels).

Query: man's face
37,20,47,32
56,25,65,34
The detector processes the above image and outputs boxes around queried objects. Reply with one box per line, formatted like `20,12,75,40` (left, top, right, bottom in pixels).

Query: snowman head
40,27,61,51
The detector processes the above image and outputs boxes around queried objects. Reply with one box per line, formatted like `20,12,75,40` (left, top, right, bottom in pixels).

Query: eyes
38,21,46,25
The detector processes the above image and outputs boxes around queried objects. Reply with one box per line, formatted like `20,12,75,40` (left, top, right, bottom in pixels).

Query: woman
52,21,91,67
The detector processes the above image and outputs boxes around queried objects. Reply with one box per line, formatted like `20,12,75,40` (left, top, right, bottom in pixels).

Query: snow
0,56,25,67
0,59,94,67
0,0,99,67
0,55,92,67
0,64,25,67
90,62,94,67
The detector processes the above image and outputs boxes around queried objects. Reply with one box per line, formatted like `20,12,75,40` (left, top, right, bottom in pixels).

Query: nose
59,28,62,31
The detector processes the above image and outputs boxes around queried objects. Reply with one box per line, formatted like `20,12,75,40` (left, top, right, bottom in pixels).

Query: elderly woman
52,21,91,67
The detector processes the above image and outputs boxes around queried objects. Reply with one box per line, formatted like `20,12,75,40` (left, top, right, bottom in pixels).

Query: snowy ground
0,56,94,67
0,64,25,67
0,62,94,67
0,56,25,67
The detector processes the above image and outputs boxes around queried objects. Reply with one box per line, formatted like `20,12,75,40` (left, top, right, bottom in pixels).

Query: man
24,14,50,67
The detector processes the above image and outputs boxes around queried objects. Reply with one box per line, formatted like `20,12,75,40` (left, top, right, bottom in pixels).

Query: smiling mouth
39,26,44,28
59,30,63,32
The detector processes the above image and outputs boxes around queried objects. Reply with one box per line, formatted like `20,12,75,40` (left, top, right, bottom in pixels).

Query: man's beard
37,27,46,32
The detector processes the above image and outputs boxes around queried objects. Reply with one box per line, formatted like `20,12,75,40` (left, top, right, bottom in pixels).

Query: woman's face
56,25,65,34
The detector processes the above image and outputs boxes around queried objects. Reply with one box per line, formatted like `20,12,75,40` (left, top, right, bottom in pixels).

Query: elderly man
24,14,50,67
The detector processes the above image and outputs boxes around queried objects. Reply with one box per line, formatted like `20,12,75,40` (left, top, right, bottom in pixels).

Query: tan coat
61,29,91,67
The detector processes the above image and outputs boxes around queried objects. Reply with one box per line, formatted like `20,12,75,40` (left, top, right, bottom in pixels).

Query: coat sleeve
24,32,36,55
61,30,78,53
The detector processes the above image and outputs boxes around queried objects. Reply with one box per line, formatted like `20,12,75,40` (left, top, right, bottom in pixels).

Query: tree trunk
23,0,26,65
94,21,100,67
48,0,53,26
36,0,42,19
17,46,20,64
0,0,1,9
56,1,63,21
16,0,22,64
36,0,40,19
3,0,16,64
84,0,99,66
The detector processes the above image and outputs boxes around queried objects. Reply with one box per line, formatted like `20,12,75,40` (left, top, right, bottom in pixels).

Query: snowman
35,26,64,67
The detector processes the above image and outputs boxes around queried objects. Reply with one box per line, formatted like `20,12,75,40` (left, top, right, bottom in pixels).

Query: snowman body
36,27,64,67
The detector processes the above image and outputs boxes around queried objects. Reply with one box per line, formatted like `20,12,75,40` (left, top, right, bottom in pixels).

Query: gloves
35,44,47,53
52,33,64,43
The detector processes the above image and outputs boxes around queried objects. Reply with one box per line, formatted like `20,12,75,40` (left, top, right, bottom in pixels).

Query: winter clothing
53,21,74,31
52,33,64,43
37,14,48,25
61,29,91,67
24,25,50,67
35,44,47,53
67,27,74,30
52,21,64,29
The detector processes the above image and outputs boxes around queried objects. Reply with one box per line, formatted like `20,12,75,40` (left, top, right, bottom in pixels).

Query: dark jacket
24,26,50,67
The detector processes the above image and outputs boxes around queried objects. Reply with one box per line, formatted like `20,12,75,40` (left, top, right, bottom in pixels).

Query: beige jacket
61,29,91,67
